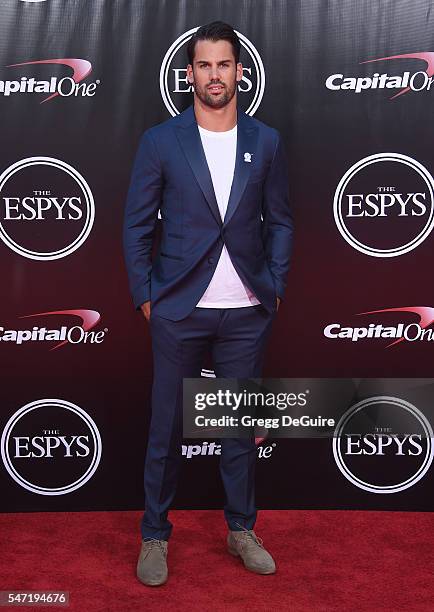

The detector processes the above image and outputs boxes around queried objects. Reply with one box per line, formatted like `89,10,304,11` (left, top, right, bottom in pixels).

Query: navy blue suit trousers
141,304,276,541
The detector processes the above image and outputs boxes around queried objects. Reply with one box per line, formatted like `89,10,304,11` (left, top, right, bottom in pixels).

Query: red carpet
0,510,433,611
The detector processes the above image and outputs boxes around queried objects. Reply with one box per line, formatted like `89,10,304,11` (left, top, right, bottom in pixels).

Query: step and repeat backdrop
1,0,433,512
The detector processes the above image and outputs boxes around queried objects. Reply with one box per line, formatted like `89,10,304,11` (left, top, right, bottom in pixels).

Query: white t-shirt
196,124,260,308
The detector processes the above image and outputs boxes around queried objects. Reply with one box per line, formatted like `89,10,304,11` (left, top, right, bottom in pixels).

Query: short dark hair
187,21,241,65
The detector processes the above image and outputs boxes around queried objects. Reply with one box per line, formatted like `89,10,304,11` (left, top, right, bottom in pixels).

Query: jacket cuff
133,284,151,311
274,281,286,302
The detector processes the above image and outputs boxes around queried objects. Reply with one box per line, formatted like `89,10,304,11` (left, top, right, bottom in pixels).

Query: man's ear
236,62,243,82
186,64,194,84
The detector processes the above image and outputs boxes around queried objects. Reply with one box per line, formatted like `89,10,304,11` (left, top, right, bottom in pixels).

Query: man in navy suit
123,21,293,586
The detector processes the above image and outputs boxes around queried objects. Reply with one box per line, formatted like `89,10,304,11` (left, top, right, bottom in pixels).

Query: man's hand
276,296,281,311
141,301,151,321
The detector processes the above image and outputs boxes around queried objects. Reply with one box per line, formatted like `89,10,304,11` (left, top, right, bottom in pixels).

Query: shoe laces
143,538,167,554
234,522,264,548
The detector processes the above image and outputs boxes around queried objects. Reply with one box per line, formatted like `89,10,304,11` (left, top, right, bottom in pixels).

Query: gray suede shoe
136,538,168,586
227,526,276,575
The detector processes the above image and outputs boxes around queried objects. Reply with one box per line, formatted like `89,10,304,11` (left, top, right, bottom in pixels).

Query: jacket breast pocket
247,162,270,184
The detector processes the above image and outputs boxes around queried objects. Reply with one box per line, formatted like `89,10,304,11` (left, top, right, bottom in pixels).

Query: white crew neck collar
198,124,237,138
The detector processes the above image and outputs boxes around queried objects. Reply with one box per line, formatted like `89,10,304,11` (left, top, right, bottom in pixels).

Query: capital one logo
333,396,433,493
1,399,102,495
182,440,275,459
334,153,434,257
1,59,99,103
324,306,434,347
0,309,106,350
326,52,434,99
160,27,265,116
0,157,94,260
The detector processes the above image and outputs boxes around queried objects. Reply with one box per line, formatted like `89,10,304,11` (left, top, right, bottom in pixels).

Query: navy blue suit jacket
123,104,294,321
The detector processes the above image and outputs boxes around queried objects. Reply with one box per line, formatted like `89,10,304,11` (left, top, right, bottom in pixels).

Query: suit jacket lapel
223,113,258,226
175,119,222,227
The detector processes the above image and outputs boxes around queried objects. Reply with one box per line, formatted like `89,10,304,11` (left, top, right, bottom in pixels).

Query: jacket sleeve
123,129,163,310
261,132,294,301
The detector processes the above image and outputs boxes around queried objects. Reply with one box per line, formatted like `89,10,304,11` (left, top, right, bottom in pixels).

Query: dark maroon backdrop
0,0,433,512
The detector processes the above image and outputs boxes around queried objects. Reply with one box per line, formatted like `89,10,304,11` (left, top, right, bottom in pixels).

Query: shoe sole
227,546,276,575
137,574,168,587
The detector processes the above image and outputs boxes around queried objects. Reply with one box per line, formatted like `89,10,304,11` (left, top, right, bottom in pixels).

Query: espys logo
1,59,99,103
333,396,433,493
326,52,434,99
334,153,434,257
1,399,102,496
0,309,107,350
160,27,265,116
0,157,94,260
324,306,434,348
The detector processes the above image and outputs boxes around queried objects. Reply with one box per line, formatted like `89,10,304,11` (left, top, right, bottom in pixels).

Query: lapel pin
244,152,252,163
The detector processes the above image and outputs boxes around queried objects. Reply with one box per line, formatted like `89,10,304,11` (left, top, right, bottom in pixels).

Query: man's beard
193,79,237,109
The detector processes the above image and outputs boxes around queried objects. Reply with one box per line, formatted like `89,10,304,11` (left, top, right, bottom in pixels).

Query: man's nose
209,65,220,80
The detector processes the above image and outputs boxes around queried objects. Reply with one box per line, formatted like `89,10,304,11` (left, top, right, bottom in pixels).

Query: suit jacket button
208,257,214,264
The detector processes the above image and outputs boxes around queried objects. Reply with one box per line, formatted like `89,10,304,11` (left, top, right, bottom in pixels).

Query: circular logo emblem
1,399,102,495
0,157,95,260
333,153,434,257
160,27,265,117
333,395,433,493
